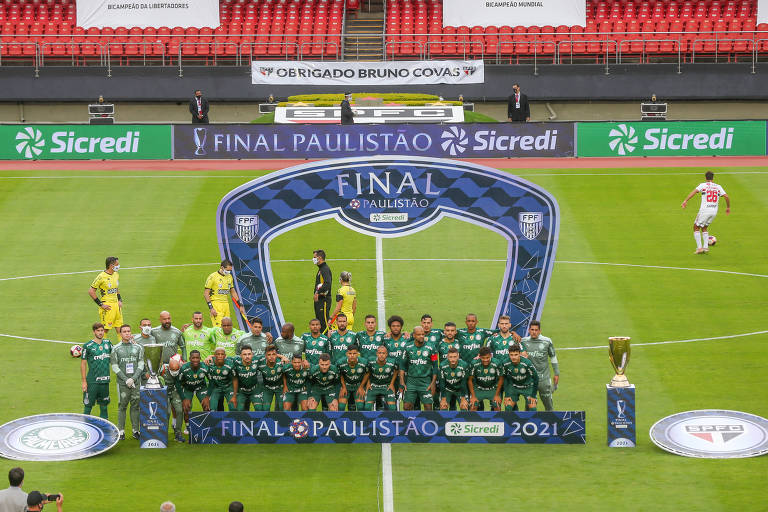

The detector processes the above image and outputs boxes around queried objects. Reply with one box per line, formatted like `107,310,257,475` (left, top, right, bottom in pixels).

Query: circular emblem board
0,413,120,461
650,410,768,459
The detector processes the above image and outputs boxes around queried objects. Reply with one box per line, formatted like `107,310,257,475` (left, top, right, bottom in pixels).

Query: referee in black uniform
313,249,332,332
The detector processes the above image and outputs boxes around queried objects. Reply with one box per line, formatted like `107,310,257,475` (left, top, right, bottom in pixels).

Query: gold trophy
608,337,631,387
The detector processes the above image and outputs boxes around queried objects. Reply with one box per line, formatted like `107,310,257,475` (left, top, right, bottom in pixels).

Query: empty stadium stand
0,0,765,66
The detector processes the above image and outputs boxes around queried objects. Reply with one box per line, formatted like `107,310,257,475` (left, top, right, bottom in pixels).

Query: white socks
702,231,709,249
694,231,702,249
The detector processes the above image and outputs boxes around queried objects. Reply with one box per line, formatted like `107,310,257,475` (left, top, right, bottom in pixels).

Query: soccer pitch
1,165,766,511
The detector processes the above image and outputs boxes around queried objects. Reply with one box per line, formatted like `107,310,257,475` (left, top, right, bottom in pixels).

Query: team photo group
81,251,560,442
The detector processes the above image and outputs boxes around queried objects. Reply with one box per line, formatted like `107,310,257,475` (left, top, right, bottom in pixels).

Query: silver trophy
143,344,165,389
193,127,207,156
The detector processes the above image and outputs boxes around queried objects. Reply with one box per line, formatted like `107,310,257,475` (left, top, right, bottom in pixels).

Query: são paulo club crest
217,156,560,338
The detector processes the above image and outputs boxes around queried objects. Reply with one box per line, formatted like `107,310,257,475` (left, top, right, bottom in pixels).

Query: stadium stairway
344,0,385,61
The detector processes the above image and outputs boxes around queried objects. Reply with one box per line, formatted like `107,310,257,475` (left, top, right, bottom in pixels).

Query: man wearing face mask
189,89,209,124
507,83,530,122
133,318,157,387
204,259,246,328
160,355,185,442
151,311,187,435
312,250,333,333
88,256,123,335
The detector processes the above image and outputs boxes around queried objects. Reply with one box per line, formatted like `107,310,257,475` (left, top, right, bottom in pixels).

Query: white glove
125,378,135,388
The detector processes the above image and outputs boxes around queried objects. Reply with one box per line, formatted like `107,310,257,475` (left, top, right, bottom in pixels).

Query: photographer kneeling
25,491,63,512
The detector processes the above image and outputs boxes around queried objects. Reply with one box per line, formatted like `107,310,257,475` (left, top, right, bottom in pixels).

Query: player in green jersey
338,344,368,411
519,320,559,411
457,313,495,363
110,324,145,440
282,354,310,411
257,345,286,411
160,356,185,442
468,346,502,411
275,323,305,366
500,343,539,411
207,347,237,411
177,350,211,416
151,311,187,364
438,322,461,362
233,345,263,411
438,347,470,411
400,326,438,410
420,314,443,349
302,318,329,366
183,311,214,362
80,322,112,419
209,317,246,360
487,315,521,362
329,313,357,365
355,315,386,362
307,353,340,411
383,315,408,365
236,316,273,357
364,345,398,411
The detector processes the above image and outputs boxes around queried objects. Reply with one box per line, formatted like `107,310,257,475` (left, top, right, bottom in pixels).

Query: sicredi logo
445,421,505,437
609,124,736,154
15,127,142,158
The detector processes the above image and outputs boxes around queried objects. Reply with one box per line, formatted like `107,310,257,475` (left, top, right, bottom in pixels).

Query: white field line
375,236,394,512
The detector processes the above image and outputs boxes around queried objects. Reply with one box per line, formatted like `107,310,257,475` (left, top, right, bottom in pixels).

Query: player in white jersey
681,171,730,254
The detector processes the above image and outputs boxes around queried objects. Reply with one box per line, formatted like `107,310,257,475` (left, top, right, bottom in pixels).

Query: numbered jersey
696,182,726,212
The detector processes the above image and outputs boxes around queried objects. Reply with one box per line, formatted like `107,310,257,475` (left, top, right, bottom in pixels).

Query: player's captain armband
430,354,438,361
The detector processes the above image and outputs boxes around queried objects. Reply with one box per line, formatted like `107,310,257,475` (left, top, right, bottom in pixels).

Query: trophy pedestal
607,384,636,448
139,386,169,448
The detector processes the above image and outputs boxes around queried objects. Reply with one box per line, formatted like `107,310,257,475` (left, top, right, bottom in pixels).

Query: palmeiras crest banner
216,157,560,337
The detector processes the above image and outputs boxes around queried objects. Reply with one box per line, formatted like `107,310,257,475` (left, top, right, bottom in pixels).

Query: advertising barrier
173,123,574,159
577,121,767,157
274,106,466,124
2,125,172,160
188,411,586,444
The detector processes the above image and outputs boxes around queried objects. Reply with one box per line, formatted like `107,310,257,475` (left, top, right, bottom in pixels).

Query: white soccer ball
70,345,83,358
708,235,717,246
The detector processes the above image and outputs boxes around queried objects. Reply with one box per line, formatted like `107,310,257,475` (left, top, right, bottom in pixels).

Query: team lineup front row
79,312,560,441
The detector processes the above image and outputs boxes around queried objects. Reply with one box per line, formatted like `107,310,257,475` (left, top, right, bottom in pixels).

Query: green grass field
1,166,767,512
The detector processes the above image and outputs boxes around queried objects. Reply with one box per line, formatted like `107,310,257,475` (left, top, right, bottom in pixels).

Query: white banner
759,0,768,23
76,0,220,29
443,0,585,28
251,60,484,86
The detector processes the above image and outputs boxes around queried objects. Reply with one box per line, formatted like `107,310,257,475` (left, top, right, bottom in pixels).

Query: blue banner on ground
188,411,586,444
140,388,169,448
607,385,636,447
173,123,574,159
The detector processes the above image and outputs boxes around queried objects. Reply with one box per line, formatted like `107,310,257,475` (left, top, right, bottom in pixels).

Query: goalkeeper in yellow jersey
88,256,123,334
330,271,357,331
204,259,245,328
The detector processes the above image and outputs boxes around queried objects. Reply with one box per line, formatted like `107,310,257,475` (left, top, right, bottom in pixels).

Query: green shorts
365,386,397,410
262,386,284,411
504,385,536,404
84,382,110,407
282,390,308,405
403,387,434,406
472,388,499,408
309,387,338,403
181,389,208,403
208,389,235,411
237,388,264,411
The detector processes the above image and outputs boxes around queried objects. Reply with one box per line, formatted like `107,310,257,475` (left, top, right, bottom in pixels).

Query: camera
46,494,60,502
